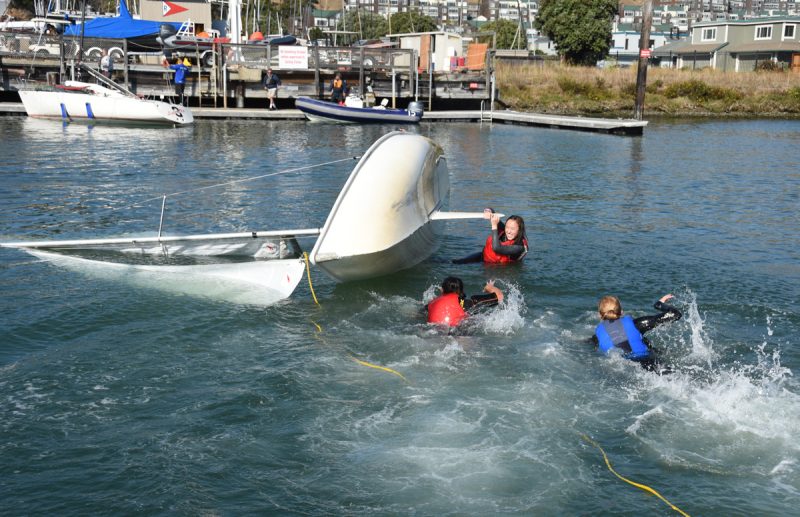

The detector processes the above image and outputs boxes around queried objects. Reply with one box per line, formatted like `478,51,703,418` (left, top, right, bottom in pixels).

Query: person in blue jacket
163,56,190,106
591,294,682,371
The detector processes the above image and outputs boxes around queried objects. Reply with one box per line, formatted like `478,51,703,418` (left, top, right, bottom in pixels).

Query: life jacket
333,78,343,89
427,292,466,327
482,234,527,264
595,315,650,359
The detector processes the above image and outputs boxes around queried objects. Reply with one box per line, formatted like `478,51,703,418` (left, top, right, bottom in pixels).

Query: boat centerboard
310,132,448,281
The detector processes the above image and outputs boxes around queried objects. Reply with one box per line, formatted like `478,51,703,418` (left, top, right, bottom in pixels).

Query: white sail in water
1,229,321,257
2,230,321,306
26,250,306,307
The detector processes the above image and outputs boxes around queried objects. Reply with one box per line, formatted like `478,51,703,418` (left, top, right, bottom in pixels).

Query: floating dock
0,103,646,135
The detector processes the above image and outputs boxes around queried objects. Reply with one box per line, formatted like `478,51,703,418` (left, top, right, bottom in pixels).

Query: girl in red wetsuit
453,209,528,264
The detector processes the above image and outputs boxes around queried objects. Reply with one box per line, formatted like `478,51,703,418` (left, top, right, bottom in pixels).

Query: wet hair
441,276,465,297
504,215,526,246
598,295,622,321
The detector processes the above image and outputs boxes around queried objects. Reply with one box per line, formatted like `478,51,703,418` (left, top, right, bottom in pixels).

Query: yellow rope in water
303,252,320,306
349,357,408,382
581,434,690,517
306,277,407,382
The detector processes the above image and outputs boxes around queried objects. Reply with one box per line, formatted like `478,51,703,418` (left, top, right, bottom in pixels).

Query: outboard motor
407,101,424,118
157,23,178,46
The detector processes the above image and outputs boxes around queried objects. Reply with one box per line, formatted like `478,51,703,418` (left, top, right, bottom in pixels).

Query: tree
534,0,617,65
388,10,437,35
481,19,527,49
336,9,388,40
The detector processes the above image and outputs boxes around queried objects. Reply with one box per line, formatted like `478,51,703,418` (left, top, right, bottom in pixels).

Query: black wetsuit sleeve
633,301,682,335
452,251,484,264
491,229,527,260
464,292,499,311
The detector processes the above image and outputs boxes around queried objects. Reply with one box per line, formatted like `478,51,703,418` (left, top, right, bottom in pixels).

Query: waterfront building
652,14,800,71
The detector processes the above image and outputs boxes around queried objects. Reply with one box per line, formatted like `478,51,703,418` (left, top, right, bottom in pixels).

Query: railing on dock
0,30,491,108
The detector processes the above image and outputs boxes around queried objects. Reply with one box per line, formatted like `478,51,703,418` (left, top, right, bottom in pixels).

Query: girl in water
453,209,528,264
592,294,682,371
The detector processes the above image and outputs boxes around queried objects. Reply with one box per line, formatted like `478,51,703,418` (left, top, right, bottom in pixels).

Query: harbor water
1,117,798,515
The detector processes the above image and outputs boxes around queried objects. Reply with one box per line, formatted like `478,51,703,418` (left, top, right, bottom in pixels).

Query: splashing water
681,289,717,365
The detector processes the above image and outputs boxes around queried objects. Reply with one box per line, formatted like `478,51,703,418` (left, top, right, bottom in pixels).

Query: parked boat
0,132,484,305
295,96,423,124
159,22,229,48
18,75,193,125
246,32,298,46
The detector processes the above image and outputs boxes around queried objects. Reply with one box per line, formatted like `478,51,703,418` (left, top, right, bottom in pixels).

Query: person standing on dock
100,49,113,79
263,68,281,111
330,73,346,105
163,56,190,106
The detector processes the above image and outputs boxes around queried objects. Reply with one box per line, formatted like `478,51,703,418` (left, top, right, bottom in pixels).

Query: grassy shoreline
495,62,800,118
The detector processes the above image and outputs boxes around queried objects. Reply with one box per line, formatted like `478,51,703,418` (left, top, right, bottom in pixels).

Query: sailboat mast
77,0,87,72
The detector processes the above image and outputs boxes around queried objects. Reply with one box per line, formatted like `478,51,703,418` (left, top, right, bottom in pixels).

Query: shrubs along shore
496,62,800,118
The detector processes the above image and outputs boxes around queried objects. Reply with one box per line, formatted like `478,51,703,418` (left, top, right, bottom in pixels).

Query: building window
784,24,796,39
701,28,716,41
755,25,772,40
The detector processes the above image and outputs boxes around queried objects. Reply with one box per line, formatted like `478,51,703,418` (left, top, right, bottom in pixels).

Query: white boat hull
18,81,193,125
25,250,304,306
310,132,448,281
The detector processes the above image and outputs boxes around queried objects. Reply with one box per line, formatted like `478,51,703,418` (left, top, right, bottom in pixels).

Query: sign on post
640,48,652,58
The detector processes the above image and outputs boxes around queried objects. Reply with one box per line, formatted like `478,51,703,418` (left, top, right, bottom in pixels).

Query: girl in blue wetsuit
591,294,682,371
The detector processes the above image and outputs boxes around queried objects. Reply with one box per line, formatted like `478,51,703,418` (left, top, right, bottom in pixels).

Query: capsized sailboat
0,132,488,306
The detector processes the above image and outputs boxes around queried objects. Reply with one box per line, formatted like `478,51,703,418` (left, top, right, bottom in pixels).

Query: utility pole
634,0,653,120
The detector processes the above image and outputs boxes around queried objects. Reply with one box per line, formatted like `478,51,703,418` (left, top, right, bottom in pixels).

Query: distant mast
634,0,653,121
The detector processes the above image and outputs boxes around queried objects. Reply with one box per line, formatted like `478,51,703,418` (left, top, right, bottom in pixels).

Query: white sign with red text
279,46,309,70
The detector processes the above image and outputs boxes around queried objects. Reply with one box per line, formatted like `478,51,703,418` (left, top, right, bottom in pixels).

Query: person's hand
483,279,495,293
659,294,674,303
483,208,493,220
490,213,501,229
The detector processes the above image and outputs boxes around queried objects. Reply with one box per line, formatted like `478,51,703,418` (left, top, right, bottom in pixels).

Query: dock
0,103,646,134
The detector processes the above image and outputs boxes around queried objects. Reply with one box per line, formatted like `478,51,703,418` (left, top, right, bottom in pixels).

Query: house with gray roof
653,16,800,71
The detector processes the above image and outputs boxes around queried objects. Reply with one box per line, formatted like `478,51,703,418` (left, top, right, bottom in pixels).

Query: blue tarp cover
63,0,180,39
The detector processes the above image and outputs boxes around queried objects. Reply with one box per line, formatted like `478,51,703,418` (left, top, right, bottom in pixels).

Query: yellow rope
581,434,690,517
309,303,407,383
349,356,408,382
303,252,320,306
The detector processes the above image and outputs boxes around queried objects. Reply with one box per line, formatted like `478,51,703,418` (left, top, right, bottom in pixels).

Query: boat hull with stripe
18,81,193,125
295,96,422,124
